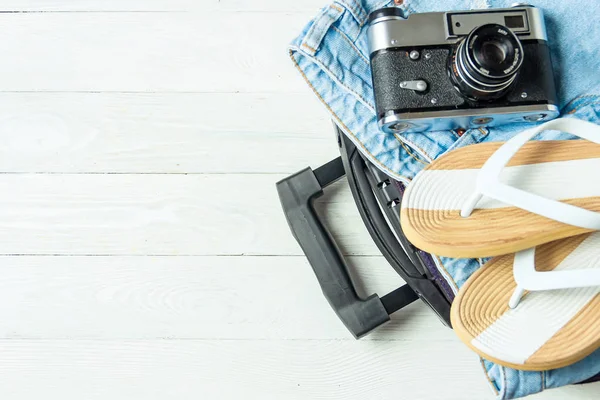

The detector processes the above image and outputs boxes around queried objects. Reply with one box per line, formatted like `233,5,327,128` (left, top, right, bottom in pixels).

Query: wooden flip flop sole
451,233,600,371
401,140,600,257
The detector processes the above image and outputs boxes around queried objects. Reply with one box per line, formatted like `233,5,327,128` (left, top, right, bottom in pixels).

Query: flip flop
400,118,600,258
451,232,600,371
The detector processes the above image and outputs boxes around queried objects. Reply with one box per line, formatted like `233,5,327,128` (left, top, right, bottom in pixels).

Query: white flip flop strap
509,245,600,308
460,118,600,230
514,247,600,290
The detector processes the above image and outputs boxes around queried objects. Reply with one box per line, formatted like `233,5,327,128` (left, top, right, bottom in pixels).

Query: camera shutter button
400,80,428,92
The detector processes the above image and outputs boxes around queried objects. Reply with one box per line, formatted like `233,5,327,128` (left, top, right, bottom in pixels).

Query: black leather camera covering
370,41,558,120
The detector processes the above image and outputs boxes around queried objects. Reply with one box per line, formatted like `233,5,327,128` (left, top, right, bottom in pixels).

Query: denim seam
295,46,376,112
301,7,328,54
331,25,369,64
398,139,429,165
288,49,411,184
446,127,490,155
542,370,546,391
378,0,395,8
395,126,489,168
336,0,367,27
563,97,600,115
501,367,507,400
479,358,500,396
433,255,459,294
562,95,600,113
393,134,434,162
302,43,318,53
349,1,367,27
331,4,344,12
301,4,343,55
474,127,490,144
393,133,432,164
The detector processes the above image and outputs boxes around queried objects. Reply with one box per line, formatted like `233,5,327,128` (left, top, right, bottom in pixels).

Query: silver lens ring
465,24,524,80
456,41,517,93
458,41,516,88
459,44,516,89
465,36,523,81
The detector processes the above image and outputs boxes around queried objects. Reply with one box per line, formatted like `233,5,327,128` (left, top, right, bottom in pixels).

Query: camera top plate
367,7,547,54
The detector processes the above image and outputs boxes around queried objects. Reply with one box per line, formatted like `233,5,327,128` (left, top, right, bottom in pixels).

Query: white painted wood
0,340,593,400
0,255,436,339
0,174,380,256
0,93,333,173
0,13,312,92
0,0,329,12
0,340,493,400
0,1,592,398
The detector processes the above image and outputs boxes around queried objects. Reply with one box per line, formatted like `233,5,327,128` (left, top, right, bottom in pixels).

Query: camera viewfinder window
504,15,525,29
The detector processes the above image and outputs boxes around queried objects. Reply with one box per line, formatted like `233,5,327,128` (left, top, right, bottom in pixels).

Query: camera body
368,6,559,134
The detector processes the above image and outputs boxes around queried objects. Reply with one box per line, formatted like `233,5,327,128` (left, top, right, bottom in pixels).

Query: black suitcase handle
276,157,419,338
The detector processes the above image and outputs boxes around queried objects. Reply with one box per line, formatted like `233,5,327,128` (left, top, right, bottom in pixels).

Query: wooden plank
0,339,593,399
0,339,497,400
0,93,334,173
0,255,445,340
0,13,315,92
0,0,329,12
0,174,381,256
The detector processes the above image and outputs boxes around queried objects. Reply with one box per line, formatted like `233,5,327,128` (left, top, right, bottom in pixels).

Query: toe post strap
460,118,600,230
509,239,600,308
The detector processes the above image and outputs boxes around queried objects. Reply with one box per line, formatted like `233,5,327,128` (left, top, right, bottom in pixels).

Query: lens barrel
449,23,524,101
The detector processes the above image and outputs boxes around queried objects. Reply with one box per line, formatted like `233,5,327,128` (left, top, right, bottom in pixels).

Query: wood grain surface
0,93,332,173
0,13,311,92
0,1,594,399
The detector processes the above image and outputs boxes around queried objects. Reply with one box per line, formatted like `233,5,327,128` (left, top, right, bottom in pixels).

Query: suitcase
276,123,600,387
276,124,452,338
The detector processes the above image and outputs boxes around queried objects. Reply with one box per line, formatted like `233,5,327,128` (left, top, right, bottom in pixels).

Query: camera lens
481,41,508,64
449,23,524,101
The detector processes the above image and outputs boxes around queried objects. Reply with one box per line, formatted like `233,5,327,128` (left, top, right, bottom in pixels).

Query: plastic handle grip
276,160,390,338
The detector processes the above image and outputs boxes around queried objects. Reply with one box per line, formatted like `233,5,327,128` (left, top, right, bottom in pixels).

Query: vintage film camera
368,5,559,134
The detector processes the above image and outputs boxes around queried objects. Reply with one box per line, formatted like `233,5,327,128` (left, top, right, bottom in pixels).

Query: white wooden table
0,1,595,398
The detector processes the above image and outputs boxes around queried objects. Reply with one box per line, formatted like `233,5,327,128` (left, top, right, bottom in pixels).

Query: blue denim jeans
288,0,600,398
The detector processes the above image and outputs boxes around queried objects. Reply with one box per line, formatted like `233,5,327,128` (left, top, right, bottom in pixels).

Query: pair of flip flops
401,118,600,371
